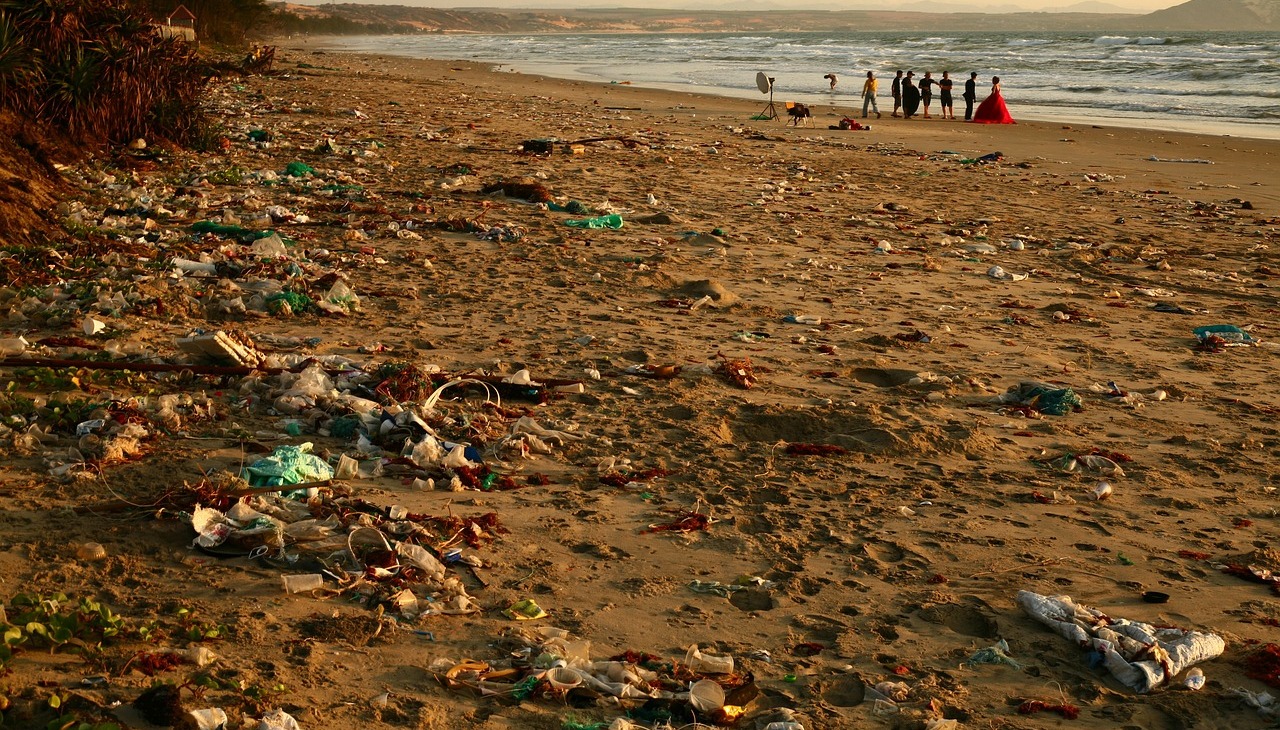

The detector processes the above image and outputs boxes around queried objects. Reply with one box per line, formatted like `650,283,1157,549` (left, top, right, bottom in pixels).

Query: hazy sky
288,0,1187,12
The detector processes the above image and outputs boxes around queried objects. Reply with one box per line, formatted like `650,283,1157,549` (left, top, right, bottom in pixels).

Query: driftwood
566,135,643,147
0,356,304,376
0,356,583,394
71,479,336,515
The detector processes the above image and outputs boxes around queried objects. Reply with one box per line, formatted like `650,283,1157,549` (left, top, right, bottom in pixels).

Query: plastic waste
280,574,324,594
963,638,1021,669
396,542,446,581
988,265,1028,281
172,257,218,275
283,161,314,177
76,542,108,561
685,645,734,674
784,315,822,325
257,709,301,730
0,336,27,358
1000,381,1082,416
441,444,478,469
250,232,288,258
689,679,725,712
1017,590,1224,693
1193,324,1256,345
334,454,359,480
187,708,228,730
544,666,582,690
504,599,548,620
1184,667,1205,690
564,213,623,229
242,443,334,495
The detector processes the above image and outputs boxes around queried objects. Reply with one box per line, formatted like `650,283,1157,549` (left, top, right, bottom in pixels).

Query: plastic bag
242,443,334,494
564,213,623,229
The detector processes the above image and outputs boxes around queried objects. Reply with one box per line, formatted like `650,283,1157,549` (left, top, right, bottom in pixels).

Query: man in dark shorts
920,71,936,118
964,71,978,121
939,71,955,120
891,70,903,117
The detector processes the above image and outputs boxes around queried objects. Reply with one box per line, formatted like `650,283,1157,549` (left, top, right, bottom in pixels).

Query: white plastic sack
257,709,300,730
1016,590,1224,693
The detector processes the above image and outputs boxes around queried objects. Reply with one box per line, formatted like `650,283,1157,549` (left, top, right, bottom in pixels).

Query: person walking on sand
891,70,903,117
919,71,936,118
938,71,955,119
963,71,978,121
971,76,1016,124
861,71,881,119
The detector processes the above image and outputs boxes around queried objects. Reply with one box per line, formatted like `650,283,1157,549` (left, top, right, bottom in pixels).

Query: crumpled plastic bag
257,708,301,730
242,443,333,496
1194,324,1256,345
1000,381,1083,415
1017,590,1224,693
963,638,1022,669
564,213,623,229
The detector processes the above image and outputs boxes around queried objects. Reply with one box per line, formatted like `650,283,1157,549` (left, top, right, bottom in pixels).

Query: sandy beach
2,43,1279,730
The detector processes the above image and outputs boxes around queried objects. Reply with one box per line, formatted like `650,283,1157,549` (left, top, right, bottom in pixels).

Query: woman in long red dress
972,76,1015,124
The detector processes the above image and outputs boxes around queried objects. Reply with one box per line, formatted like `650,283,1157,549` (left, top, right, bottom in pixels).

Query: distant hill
277,5,1136,32
270,2,1279,33
1141,0,1280,28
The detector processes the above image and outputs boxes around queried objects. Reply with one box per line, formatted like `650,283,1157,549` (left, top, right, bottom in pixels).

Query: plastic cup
281,573,324,594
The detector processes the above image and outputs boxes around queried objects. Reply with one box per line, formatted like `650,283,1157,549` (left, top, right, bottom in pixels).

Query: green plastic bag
548,201,591,215
564,214,623,230
284,161,315,177
265,291,314,315
242,443,333,498
1025,385,1082,416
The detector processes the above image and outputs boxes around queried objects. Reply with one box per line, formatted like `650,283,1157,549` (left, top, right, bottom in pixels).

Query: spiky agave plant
0,11,40,109
0,0,208,144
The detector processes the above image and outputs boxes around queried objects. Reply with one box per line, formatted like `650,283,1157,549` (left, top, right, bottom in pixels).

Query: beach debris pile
187,481,498,618
1016,591,1225,693
432,630,763,727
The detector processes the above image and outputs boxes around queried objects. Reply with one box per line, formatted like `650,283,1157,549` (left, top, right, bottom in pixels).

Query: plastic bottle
0,336,28,358
280,574,324,593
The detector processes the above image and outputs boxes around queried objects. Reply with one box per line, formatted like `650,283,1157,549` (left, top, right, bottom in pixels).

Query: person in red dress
971,76,1015,124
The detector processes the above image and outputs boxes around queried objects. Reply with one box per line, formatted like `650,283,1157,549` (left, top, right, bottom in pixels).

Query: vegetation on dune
132,0,274,45
0,0,207,144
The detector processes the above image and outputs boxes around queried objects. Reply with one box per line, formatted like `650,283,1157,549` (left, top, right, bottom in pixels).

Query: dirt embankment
0,113,68,246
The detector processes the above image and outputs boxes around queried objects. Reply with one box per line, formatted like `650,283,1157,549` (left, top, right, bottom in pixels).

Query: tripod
759,77,778,120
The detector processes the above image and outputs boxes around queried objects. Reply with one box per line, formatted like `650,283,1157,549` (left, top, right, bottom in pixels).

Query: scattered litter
1017,590,1224,693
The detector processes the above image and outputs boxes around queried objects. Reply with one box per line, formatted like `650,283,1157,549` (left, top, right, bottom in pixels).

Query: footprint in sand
850,367,919,388
917,603,999,638
861,541,905,563
729,589,775,612
822,674,866,708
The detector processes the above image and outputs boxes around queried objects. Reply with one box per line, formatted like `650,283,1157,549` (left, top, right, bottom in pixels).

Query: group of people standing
855,70,1014,124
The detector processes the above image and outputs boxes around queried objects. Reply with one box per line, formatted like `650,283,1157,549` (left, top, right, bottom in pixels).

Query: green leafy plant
173,607,228,643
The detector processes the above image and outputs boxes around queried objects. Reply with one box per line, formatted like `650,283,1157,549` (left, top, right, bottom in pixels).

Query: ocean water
323,31,1280,138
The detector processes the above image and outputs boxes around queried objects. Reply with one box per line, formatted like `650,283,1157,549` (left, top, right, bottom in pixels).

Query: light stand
756,72,778,120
